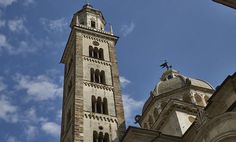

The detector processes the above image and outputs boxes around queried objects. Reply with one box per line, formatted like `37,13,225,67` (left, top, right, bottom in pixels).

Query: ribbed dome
153,69,214,96
142,69,214,114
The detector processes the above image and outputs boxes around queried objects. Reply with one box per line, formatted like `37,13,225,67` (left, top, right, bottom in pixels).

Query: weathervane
160,60,172,70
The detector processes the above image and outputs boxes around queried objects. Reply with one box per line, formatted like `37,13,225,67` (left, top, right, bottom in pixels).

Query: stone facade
213,0,236,9
60,4,125,142
122,71,236,142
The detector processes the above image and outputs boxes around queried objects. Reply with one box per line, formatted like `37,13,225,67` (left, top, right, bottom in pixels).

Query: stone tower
60,4,126,142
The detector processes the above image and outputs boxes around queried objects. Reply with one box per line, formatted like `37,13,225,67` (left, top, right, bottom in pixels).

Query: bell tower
60,3,126,142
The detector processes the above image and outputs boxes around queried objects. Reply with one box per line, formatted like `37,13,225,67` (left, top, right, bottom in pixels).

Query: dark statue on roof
160,60,172,70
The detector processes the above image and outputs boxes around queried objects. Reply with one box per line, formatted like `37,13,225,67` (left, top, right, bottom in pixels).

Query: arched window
97,97,102,113
94,47,99,58
98,48,104,60
89,46,93,57
100,71,106,84
93,131,98,142
153,108,158,119
98,132,103,142
66,108,71,125
91,21,96,28
69,58,73,70
195,94,204,106
95,69,100,83
90,68,95,82
148,116,154,128
204,95,209,103
104,133,109,142
103,98,108,115
92,96,96,113
68,79,72,95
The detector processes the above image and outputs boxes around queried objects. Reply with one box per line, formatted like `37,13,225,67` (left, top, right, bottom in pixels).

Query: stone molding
84,112,118,124
83,56,112,66
83,80,114,91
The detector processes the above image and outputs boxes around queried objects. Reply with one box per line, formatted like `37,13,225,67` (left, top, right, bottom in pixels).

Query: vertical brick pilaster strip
108,41,126,140
74,32,84,142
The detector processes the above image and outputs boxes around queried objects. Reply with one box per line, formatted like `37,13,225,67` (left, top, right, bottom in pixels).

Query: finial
160,60,172,70
109,23,113,35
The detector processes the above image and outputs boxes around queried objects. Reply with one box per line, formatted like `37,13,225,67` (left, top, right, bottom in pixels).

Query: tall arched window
98,48,104,60
89,46,93,57
98,132,103,142
93,131,98,142
103,98,108,115
100,71,106,84
66,108,71,126
90,68,95,82
92,96,96,113
204,95,209,103
97,97,102,113
195,94,204,106
95,69,100,83
104,133,109,142
148,116,154,128
153,108,158,119
68,79,72,95
94,47,99,58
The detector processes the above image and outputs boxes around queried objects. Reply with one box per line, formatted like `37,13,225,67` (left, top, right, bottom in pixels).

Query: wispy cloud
0,77,7,92
120,76,131,88
8,18,28,33
0,33,12,52
14,74,63,101
41,121,60,137
0,0,17,7
24,125,37,140
122,94,144,125
0,95,18,123
23,0,35,6
0,34,37,55
120,22,135,37
40,17,68,33
6,136,20,142
0,20,5,28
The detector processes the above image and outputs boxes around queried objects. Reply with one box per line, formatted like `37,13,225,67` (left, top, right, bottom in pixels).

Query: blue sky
0,0,236,142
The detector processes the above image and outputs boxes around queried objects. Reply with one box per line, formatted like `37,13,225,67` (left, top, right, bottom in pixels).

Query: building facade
122,69,236,142
213,0,236,9
60,4,125,142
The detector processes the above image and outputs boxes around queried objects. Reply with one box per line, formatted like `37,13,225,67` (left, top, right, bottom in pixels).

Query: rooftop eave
213,0,236,9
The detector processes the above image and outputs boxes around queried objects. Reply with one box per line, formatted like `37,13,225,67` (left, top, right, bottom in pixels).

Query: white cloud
24,125,37,140
0,20,5,28
120,22,135,37
120,76,131,88
41,121,60,137
40,17,68,32
23,0,35,6
0,33,12,52
0,0,17,7
8,18,28,33
0,96,18,123
6,136,19,142
15,74,63,101
122,95,144,126
0,77,7,92
0,34,36,55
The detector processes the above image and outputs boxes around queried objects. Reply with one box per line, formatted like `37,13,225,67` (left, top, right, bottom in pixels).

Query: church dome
153,69,214,96
142,69,214,114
